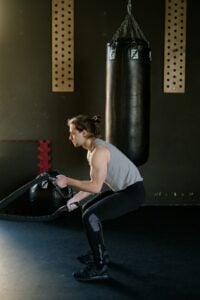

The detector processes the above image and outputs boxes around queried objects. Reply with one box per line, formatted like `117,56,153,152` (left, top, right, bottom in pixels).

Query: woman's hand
55,175,68,188
67,198,79,212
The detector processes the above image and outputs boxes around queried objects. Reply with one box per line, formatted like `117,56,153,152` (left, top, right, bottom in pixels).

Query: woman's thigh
83,182,145,221
82,190,114,212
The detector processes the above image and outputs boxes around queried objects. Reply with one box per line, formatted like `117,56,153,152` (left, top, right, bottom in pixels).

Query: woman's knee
82,210,90,226
82,211,101,232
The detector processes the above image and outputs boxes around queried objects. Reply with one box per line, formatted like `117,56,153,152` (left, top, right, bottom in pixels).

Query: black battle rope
0,172,77,222
0,205,68,222
111,0,149,46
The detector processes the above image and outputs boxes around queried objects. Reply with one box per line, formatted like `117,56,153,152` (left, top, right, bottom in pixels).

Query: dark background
0,0,199,205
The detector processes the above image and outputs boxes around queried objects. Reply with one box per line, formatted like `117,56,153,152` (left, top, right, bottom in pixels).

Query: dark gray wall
0,0,199,204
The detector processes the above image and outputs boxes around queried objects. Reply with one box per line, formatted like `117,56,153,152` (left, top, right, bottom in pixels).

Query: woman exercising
55,114,145,282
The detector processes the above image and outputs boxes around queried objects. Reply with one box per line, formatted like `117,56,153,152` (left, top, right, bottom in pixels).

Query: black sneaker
77,250,110,265
73,264,109,282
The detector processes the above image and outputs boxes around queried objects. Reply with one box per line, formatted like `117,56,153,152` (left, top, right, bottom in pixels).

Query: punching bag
105,1,151,166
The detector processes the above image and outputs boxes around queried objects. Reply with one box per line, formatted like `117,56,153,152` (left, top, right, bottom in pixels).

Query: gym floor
0,206,200,300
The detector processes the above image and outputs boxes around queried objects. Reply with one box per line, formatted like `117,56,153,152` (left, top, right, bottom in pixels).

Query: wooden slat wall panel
164,0,187,93
52,0,74,92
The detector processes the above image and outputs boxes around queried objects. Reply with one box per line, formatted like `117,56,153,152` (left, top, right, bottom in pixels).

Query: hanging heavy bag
105,0,151,166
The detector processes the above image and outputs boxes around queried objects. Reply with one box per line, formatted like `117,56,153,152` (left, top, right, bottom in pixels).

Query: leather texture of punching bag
105,37,150,166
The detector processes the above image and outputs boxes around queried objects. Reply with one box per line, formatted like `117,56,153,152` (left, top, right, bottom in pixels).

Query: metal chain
127,0,132,15
111,0,149,45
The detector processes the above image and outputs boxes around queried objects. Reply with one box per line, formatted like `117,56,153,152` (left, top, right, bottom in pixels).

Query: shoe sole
78,257,110,265
74,274,110,282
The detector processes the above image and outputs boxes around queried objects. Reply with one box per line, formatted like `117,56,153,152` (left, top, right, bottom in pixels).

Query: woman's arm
55,147,110,193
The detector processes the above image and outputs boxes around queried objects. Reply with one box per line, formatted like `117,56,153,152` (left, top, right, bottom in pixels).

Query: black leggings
81,181,145,266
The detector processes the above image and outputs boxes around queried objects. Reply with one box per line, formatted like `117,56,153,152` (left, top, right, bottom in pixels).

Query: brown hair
68,114,102,138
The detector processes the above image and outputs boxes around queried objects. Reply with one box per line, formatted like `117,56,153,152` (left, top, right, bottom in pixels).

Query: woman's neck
83,137,96,152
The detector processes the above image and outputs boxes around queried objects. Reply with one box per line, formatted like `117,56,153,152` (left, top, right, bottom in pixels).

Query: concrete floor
0,207,200,300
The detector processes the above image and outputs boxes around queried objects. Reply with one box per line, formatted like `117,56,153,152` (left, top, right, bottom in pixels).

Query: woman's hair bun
92,115,102,123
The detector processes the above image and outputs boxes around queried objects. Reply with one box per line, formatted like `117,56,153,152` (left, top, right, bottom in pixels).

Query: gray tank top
91,138,143,191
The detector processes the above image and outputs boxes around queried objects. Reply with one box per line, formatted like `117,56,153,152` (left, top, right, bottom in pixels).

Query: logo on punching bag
130,48,139,60
108,47,116,60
